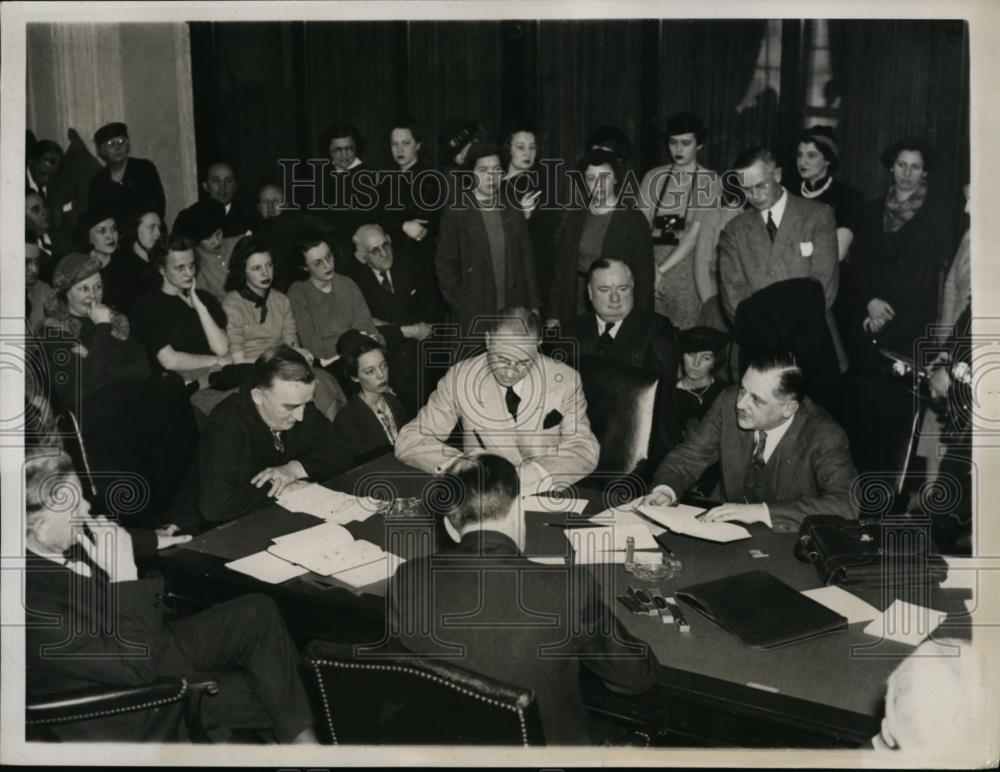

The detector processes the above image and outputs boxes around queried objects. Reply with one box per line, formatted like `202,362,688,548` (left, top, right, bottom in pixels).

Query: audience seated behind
87,122,166,224
389,453,659,745
395,306,600,494
250,182,300,292
25,239,55,333
173,198,243,301
316,121,378,258
330,329,410,470
645,352,858,531
221,234,346,421
342,223,442,414
202,160,256,238
167,345,353,529
37,252,199,545
101,201,162,319
23,447,317,743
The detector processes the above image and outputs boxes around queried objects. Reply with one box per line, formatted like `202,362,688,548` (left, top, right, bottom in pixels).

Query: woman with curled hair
222,235,346,420
547,147,654,327
101,201,162,318
38,252,199,531
330,329,410,468
848,137,962,363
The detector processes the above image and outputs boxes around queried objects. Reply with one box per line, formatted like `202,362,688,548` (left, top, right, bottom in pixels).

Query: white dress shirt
760,187,789,230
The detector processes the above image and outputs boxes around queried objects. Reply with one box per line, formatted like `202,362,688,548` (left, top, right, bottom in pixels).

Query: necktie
504,386,521,420
596,321,615,354
752,431,768,469
379,270,394,295
766,211,777,242
272,430,285,454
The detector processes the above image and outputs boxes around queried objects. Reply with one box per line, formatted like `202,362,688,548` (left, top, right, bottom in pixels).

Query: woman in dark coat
547,148,654,327
848,137,961,364
330,329,410,468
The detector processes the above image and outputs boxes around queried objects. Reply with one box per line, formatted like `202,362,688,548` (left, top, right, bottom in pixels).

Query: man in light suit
718,146,847,373
395,306,600,493
644,352,857,531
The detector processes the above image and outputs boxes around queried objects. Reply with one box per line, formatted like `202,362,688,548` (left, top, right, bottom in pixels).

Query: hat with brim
173,199,226,242
663,112,709,141
679,325,731,354
53,252,103,292
94,122,128,146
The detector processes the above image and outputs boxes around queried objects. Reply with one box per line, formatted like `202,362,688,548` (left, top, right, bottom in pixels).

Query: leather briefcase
794,515,948,588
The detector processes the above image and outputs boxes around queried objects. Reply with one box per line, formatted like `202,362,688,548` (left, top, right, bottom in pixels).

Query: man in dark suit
202,160,254,238
719,146,846,374
87,122,166,222
389,453,659,744
644,352,857,531
435,141,540,344
343,223,443,413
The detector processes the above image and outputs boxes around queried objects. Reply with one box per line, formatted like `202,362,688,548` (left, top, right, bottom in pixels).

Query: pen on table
542,521,594,529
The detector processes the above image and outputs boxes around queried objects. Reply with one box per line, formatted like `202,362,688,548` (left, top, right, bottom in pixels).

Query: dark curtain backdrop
188,19,969,214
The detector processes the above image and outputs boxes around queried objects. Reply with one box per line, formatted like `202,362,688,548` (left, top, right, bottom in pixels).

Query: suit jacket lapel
746,211,772,268
765,408,807,487
774,194,803,255
466,207,496,289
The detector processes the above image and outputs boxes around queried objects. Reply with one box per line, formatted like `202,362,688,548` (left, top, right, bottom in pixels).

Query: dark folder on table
676,570,848,649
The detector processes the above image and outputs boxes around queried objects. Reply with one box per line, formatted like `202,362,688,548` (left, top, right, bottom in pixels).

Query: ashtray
629,556,682,581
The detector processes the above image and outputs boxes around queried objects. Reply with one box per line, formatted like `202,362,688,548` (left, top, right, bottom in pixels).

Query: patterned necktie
766,211,777,242
504,386,521,420
379,270,395,295
752,431,768,469
596,320,615,354
272,430,285,454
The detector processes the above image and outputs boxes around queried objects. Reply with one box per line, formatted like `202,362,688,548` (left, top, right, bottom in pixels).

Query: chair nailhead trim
310,660,531,745
27,681,187,725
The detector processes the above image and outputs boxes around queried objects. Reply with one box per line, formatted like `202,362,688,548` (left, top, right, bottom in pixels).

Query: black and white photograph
2,0,998,767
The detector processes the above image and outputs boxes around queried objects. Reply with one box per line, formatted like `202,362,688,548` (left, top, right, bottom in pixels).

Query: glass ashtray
628,555,682,581
380,497,423,518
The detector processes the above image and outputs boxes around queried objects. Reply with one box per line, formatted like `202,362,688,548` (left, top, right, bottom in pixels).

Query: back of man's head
251,345,315,390
436,453,519,531
746,351,805,404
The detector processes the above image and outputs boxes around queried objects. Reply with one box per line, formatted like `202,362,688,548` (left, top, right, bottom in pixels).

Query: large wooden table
154,454,971,747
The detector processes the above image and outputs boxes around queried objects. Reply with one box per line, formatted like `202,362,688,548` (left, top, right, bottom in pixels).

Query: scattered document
522,494,588,515
589,507,666,535
276,483,377,524
225,550,309,584
802,586,880,624
330,553,406,590
862,600,945,647
637,501,751,543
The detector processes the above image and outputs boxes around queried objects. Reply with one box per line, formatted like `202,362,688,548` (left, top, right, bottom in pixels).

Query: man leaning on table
643,352,857,530
394,306,600,493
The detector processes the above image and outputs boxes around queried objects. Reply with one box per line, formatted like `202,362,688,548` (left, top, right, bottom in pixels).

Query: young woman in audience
101,202,162,318
547,147,654,327
330,329,410,467
171,198,234,301
38,252,199,524
222,235,346,420
848,137,962,364
639,113,726,329
664,326,731,447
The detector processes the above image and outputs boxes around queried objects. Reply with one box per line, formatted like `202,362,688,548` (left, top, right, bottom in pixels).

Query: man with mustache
643,352,857,530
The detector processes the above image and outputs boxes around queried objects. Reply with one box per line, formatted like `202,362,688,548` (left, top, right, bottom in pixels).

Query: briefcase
794,515,948,588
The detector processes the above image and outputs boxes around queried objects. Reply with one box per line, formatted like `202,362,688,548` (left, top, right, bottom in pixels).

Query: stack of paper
566,523,661,565
802,586,880,624
276,483,378,524
637,501,751,543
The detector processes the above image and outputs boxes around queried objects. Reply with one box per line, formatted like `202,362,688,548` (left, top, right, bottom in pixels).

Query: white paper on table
565,523,658,552
225,550,309,584
637,501,751,542
521,494,588,515
802,586,881,624
590,507,667,535
270,521,355,548
940,557,998,590
276,483,377,524
862,600,945,647
330,552,406,590
269,537,391,577
526,555,567,566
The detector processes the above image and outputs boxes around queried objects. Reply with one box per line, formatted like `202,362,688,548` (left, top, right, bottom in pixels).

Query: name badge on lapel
800,241,814,258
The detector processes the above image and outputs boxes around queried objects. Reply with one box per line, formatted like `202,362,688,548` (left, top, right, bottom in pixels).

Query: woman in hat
639,112,727,330
848,137,962,363
87,121,166,223
665,325,732,445
171,198,232,301
38,252,199,524
330,329,410,469
547,147,653,327
794,126,863,262
222,235,347,420
99,202,163,319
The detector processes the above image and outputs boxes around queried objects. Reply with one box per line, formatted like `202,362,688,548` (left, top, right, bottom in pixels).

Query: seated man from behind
394,306,600,493
644,352,857,530
389,453,658,744
169,345,353,527
24,447,316,743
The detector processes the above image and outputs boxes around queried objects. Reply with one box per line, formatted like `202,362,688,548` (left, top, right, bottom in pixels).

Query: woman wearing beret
222,235,347,420
329,329,410,469
547,147,653,327
848,137,962,362
639,113,726,329
38,252,199,534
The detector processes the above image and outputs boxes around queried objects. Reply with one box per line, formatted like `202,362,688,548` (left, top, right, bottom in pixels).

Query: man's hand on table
698,502,768,525
252,461,307,498
642,486,676,508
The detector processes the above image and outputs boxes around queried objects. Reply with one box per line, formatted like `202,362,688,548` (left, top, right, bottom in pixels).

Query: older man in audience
87,122,166,222
395,306,599,493
170,345,353,527
644,352,857,530
343,223,443,413
202,160,253,238
390,452,658,744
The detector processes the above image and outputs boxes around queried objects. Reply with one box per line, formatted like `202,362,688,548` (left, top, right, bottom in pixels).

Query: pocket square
542,409,563,429
800,241,814,257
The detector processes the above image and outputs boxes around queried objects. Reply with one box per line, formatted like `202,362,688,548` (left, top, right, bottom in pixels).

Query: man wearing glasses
87,122,166,221
395,306,600,493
